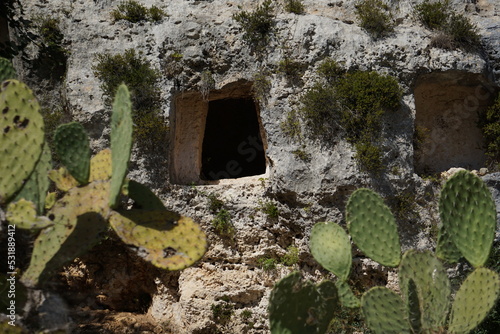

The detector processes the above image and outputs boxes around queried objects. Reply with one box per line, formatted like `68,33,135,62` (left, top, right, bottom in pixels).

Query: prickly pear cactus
335,279,360,308
6,198,52,229
110,84,133,208
0,80,44,203
21,181,111,287
54,122,91,184
0,57,16,81
127,180,166,210
346,188,401,267
109,209,207,270
269,272,338,334
398,250,450,331
310,222,352,281
439,170,496,267
89,148,112,182
448,267,500,334
13,142,52,214
48,167,79,191
361,287,410,334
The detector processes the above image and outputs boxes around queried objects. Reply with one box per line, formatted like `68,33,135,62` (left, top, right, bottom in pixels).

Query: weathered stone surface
9,0,500,332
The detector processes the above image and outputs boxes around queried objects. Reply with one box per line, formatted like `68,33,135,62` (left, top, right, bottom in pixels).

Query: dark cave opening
201,98,266,181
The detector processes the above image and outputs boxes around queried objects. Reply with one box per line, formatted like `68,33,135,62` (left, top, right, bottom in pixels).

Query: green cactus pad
22,211,108,287
54,122,90,184
399,250,450,331
439,170,496,267
407,279,422,334
48,167,79,191
0,80,44,203
21,181,111,287
436,223,462,263
110,84,133,208
89,149,112,182
6,198,52,229
335,279,361,308
109,209,207,270
128,180,166,210
448,267,500,334
310,222,352,281
0,57,16,81
268,271,338,334
346,188,401,267
361,286,410,334
14,142,52,214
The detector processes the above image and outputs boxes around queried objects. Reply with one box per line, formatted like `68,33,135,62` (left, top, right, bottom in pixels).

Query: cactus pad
439,170,496,267
346,188,401,267
335,279,361,308
48,167,79,191
14,142,52,214
21,181,111,287
89,148,112,182
448,267,500,334
109,209,207,270
0,80,44,203
268,271,338,334
436,223,462,263
310,222,352,280
361,286,410,334
6,198,52,229
54,122,90,184
128,180,166,210
399,250,450,331
110,84,133,208
0,57,16,81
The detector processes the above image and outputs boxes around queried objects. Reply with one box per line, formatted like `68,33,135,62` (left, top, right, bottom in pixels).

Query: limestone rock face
9,0,500,333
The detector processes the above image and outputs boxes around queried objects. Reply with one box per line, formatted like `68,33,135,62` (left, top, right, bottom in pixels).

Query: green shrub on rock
233,0,276,49
355,0,394,38
93,49,167,149
300,67,401,172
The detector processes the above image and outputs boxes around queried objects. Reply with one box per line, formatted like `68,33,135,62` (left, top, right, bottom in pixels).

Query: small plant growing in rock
414,0,450,30
211,301,234,324
233,0,276,49
252,68,272,102
291,148,311,162
112,1,166,23
259,200,279,219
280,109,302,140
317,58,345,84
207,193,225,213
479,92,500,164
414,0,481,51
284,0,305,15
355,0,394,38
280,245,300,266
212,209,235,237
33,16,68,82
258,256,278,271
148,5,166,22
277,57,304,78
93,49,168,149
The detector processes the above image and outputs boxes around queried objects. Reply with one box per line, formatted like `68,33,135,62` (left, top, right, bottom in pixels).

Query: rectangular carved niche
170,80,268,185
